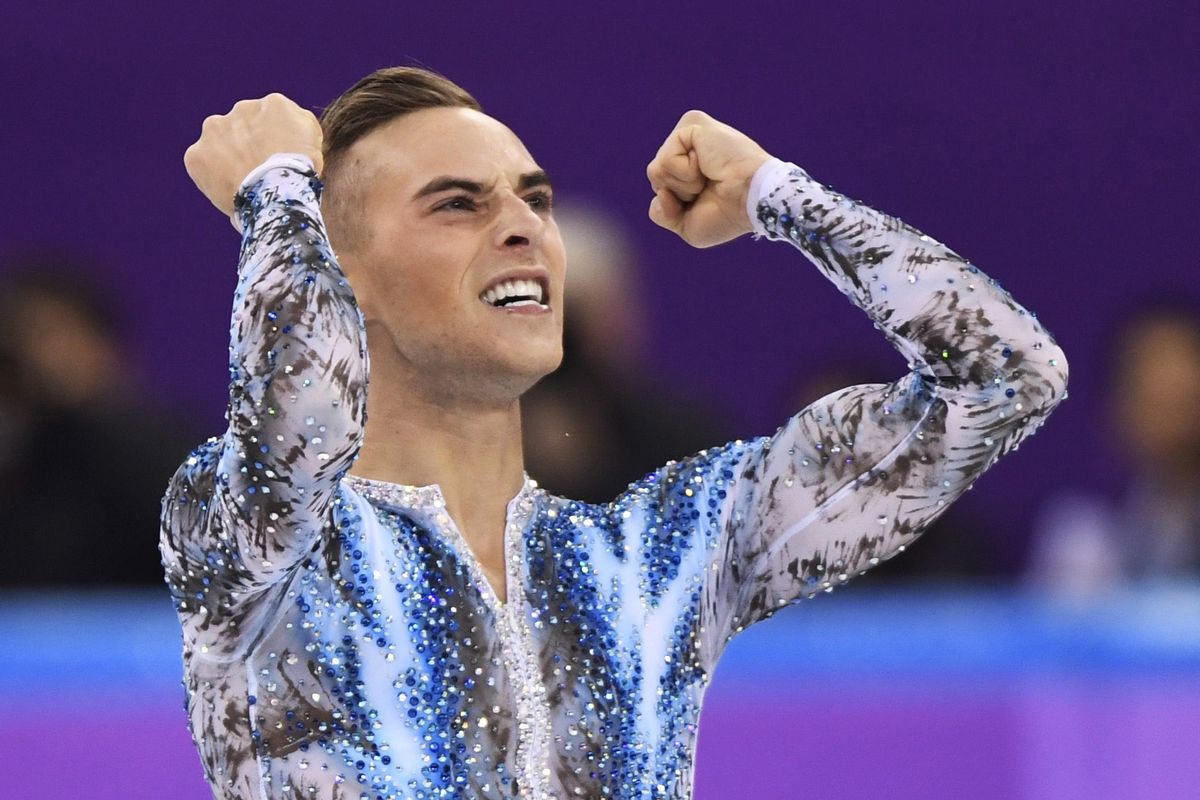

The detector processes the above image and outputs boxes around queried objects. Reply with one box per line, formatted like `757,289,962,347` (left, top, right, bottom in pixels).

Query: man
0,263,196,586
162,66,1068,799
1028,300,1200,592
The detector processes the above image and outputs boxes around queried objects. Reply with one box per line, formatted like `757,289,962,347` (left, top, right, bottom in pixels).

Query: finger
647,157,702,203
663,159,702,201
264,91,292,107
653,175,699,203
648,187,685,231
661,143,699,183
676,109,712,127
183,141,199,169
201,114,223,134
650,123,692,179
651,128,704,194
667,148,703,201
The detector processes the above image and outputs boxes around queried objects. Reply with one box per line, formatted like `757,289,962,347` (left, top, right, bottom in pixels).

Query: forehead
351,107,539,189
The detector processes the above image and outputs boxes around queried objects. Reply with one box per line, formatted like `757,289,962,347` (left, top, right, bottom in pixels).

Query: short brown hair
319,66,481,251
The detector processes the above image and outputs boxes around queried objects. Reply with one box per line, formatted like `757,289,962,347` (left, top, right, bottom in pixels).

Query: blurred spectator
522,202,728,502
1027,296,1200,594
0,253,198,587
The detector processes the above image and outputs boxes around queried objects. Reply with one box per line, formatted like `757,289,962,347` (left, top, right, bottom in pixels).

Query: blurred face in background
0,288,120,408
1114,315,1200,478
551,204,646,376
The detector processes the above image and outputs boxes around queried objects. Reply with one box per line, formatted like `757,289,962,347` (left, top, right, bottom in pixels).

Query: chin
459,346,558,403
540,343,565,374
496,332,562,372
513,349,563,385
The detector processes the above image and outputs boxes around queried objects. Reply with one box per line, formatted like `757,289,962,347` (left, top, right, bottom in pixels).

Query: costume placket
344,475,553,799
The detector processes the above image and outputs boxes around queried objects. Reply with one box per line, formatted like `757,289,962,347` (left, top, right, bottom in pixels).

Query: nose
493,191,545,251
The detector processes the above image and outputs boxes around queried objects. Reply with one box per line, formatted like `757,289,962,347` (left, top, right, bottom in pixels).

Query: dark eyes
437,191,553,213
524,190,554,211
436,196,476,212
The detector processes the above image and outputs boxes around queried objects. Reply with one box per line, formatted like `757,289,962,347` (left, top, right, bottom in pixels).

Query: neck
349,340,527,553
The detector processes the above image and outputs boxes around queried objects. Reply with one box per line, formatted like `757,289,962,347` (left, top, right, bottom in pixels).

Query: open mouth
480,277,549,309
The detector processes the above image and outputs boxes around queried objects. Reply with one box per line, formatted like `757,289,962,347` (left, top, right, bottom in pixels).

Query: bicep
699,371,979,659
159,436,332,654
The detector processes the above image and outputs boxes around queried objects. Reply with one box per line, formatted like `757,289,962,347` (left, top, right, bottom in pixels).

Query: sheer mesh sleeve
159,157,368,652
663,159,1069,668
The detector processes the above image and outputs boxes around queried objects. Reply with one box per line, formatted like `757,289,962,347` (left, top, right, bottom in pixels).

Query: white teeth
481,277,547,306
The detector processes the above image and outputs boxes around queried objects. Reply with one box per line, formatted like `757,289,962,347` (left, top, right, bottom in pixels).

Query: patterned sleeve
159,156,367,650
667,158,1070,669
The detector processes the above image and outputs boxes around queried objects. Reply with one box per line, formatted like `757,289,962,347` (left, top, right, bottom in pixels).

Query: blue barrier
3,583,1198,691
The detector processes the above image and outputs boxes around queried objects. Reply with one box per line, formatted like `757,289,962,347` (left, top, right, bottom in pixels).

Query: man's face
335,106,565,403
1116,318,1200,468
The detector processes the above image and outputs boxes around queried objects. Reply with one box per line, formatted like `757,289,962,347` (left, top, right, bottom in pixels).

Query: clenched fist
183,93,324,223
646,110,772,248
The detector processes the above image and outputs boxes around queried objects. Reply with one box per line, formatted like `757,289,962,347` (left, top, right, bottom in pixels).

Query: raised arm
159,96,367,645
643,111,1069,665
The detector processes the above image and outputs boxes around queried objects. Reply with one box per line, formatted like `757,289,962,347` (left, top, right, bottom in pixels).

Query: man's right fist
183,93,324,221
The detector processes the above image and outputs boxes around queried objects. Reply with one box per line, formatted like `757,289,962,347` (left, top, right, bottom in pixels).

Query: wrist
231,153,318,234
745,158,806,238
238,152,316,194
738,154,774,233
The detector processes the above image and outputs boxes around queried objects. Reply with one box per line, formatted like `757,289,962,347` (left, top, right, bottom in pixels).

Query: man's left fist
646,110,772,248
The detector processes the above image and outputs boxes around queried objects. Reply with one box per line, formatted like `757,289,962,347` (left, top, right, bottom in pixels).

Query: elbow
1014,340,1069,422
1042,340,1070,408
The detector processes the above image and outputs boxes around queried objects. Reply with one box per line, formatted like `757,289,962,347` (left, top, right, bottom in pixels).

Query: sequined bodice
343,473,537,606
160,155,1068,799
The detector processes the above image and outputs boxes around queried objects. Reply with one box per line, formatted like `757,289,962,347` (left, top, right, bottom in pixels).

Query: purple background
3,2,1196,560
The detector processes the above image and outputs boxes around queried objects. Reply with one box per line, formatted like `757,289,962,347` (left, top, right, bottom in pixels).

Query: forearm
223,155,367,551
162,155,367,616
748,158,1068,409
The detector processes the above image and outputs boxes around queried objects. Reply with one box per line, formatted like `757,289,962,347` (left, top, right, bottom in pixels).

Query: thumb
662,144,703,201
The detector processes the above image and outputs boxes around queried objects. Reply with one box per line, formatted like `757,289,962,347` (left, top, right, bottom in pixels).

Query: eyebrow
412,170,552,200
516,170,552,192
